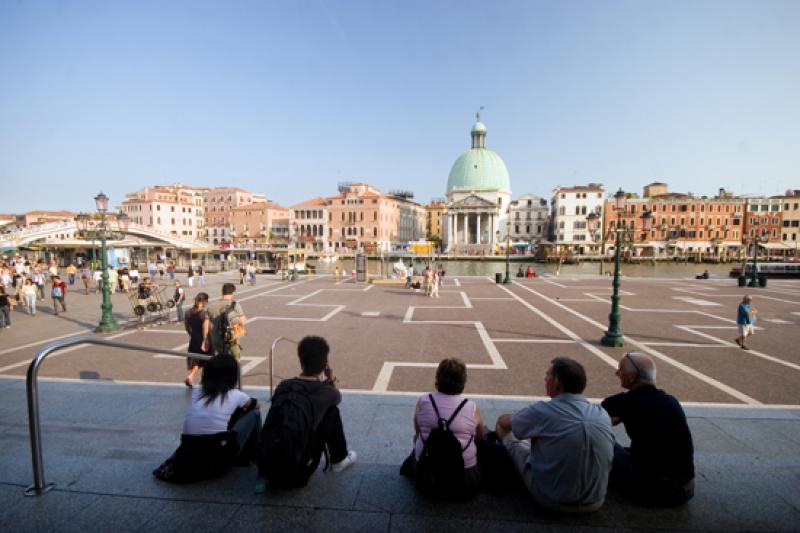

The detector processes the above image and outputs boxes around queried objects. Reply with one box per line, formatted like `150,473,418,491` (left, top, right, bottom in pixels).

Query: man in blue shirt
495,357,614,513
735,295,757,350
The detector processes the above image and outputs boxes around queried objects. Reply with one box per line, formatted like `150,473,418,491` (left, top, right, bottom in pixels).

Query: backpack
257,381,321,488
51,285,63,298
214,302,241,352
416,394,472,498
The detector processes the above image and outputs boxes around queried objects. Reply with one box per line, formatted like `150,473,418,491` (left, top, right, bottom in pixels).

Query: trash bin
737,276,746,287
758,275,767,287
495,273,503,284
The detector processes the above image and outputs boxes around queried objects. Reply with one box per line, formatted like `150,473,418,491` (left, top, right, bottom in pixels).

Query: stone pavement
1,377,799,532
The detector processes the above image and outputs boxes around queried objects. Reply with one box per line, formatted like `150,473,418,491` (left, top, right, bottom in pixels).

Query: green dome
447,120,510,192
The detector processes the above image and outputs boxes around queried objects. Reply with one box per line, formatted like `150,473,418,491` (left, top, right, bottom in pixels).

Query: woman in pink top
401,358,484,499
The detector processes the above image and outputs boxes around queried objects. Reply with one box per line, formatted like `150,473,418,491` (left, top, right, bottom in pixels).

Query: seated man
495,357,614,513
601,352,695,506
258,336,356,489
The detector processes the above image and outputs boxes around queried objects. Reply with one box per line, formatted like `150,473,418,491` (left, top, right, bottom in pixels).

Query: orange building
744,197,787,258
229,202,289,247
601,185,745,260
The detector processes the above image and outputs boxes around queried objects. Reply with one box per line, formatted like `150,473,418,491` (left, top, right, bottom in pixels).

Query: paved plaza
1,271,799,406
1,271,799,531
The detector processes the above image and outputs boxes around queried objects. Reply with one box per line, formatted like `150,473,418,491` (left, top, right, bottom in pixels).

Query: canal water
311,258,740,279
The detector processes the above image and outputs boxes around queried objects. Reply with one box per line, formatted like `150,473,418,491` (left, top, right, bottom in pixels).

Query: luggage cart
128,283,175,322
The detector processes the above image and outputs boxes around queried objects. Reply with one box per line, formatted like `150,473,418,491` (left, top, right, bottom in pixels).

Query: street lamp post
748,230,767,287
601,189,652,347
76,192,128,334
503,226,512,284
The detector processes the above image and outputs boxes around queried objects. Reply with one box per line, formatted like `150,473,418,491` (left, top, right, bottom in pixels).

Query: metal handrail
268,336,293,400
25,336,214,497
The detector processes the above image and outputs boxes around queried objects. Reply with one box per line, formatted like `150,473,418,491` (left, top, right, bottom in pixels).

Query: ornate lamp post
601,189,652,347
75,192,128,333
748,223,768,287
586,211,604,275
503,221,512,284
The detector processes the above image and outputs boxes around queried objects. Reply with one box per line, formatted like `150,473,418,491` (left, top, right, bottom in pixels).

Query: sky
1,0,798,214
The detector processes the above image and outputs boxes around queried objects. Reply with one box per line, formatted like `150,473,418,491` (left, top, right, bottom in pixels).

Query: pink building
16,210,77,227
229,202,289,247
205,187,266,245
327,182,415,253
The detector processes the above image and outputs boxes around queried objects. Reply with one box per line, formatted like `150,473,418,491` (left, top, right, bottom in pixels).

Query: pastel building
550,183,605,255
425,200,446,242
444,115,512,254
779,191,800,257
205,187,266,245
508,194,549,249
326,182,402,253
289,197,329,252
121,185,208,239
602,184,745,260
229,201,289,247
745,197,787,258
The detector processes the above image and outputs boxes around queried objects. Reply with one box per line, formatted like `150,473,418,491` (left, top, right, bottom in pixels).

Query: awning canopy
760,242,792,250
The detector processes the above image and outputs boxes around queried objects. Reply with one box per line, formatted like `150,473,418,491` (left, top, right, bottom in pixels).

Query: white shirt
183,388,250,435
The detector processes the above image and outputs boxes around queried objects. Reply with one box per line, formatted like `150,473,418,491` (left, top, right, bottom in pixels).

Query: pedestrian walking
197,265,205,287
430,270,440,298
183,292,211,388
167,262,176,280
33,270,46,301
80,266,92,295
247,263,256,285
147,261,157,279
50,275,67,315
239,265,246,285
22,279,38,315
187,267,195,288
735,295,757,350
0,287,13,328
66,263,78,285
174,280,186,323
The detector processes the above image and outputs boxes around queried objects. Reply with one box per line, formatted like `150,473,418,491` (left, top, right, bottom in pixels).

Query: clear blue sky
1,0,798,213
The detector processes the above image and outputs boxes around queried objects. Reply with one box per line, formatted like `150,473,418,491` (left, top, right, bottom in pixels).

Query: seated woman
153,354,261,483
401,358,484,500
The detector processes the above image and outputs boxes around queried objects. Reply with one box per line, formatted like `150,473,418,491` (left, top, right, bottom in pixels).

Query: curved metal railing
25,336,213,497
268,336,294,400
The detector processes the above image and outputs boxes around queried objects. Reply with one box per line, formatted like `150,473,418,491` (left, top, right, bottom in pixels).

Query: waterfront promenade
1,271,799,530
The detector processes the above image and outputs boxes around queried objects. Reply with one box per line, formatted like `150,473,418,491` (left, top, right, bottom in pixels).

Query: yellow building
425,200,446,241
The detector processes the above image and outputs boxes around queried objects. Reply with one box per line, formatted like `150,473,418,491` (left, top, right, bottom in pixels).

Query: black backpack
214,302,236,353
257,382,320,488
416,394,472,498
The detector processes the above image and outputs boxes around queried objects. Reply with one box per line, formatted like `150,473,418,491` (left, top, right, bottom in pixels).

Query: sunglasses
625,353,642,376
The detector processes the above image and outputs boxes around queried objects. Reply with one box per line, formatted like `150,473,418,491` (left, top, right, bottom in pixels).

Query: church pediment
448,194,497,209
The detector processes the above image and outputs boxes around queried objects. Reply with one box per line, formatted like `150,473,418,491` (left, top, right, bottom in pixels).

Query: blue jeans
175,302,185,323
231,409,262,457
0,306,10,327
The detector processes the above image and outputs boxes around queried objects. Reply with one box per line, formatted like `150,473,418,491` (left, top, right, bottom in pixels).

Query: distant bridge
0,220,211,250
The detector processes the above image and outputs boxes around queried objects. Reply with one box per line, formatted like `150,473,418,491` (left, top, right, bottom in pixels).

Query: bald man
601,352,695,506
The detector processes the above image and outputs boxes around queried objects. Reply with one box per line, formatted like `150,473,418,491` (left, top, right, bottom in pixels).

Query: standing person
119,268,131,293
424,265,433,297
147,261,157,279
257,336,357,489
167,262,176,280
153,354,261,483
157,260,165,280
48,262,59,281
197,265,205,287
602,353,695,506
50,275,67,316
247,263,256,285
238,264,246,285
494,357,614,513
183,292,210,388
735,295,757,350
400,358,483,500
80,265,92,295
430,269,440,298
22,279,38,315
107,266,119,294
174,280,186,324
187,267,195,288
0,287,13,328
66,263,78,285
436,264,444,287
334,265,341,282
93,269,103,293
33,269,46,301
207,283,247,359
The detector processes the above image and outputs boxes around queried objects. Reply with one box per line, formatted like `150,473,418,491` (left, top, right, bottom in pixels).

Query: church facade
444,116,512,254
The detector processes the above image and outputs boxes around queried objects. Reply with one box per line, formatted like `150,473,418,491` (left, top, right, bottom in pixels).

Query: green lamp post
503,228,512,284
601,189,653,348
747,229,766,287
76,192,128,334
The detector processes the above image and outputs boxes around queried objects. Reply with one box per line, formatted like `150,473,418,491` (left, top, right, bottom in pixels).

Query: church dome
447,119,510,193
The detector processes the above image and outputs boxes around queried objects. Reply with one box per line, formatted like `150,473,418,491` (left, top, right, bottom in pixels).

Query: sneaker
330,451,357,473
